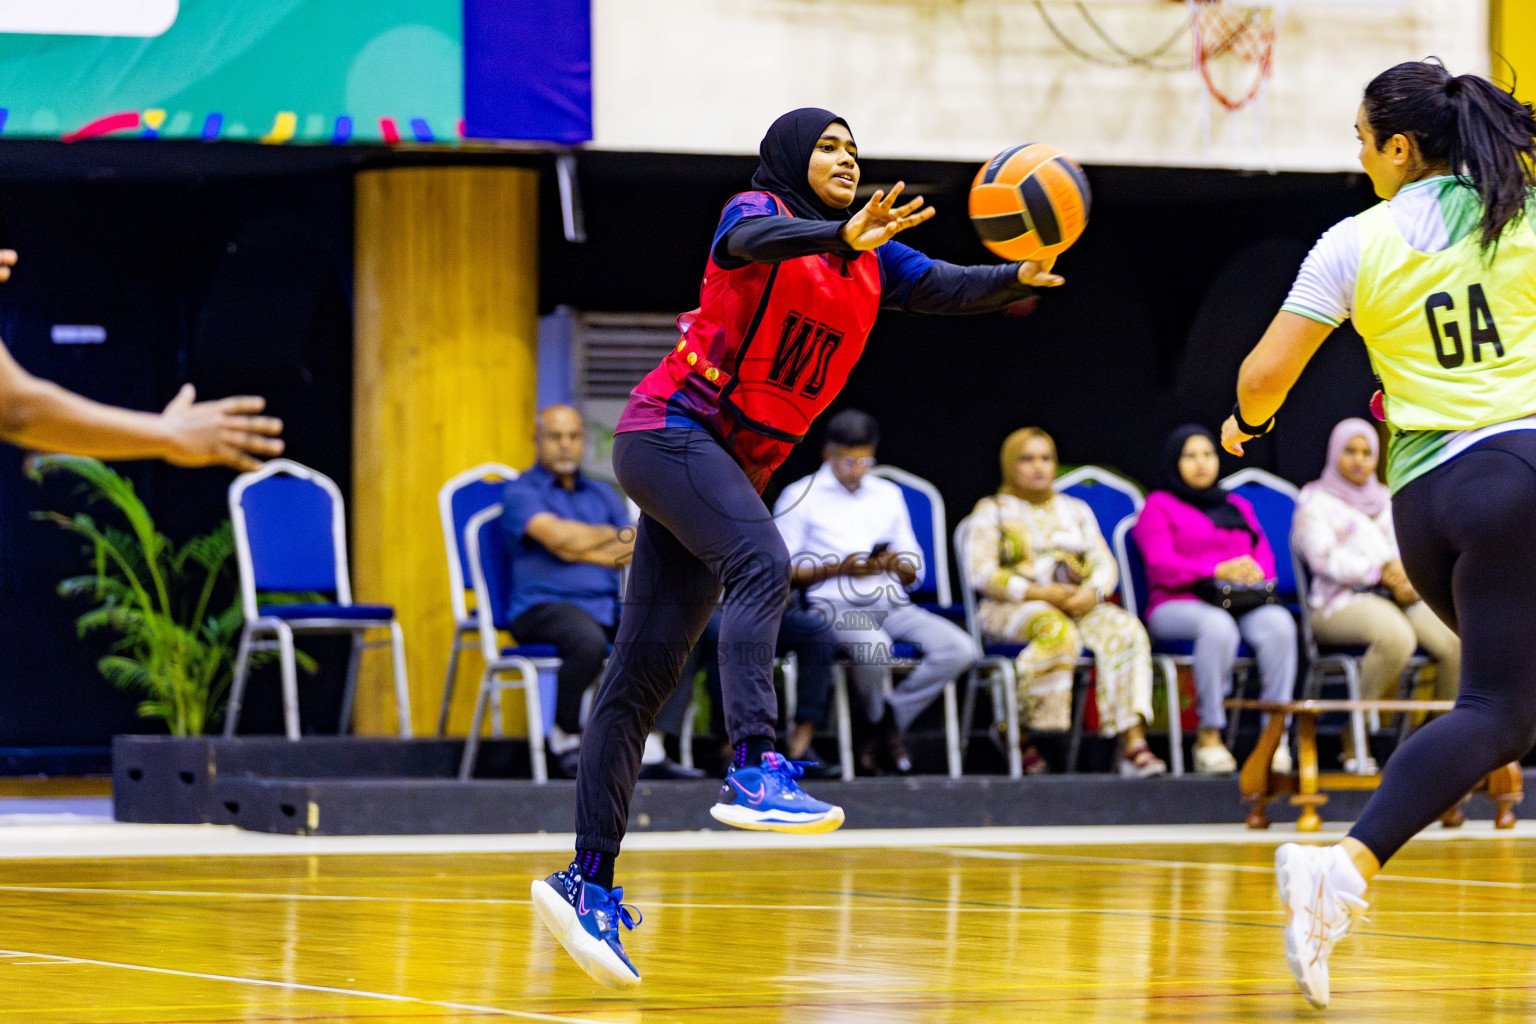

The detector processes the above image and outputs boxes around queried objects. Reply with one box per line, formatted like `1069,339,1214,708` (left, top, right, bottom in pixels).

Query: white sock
641,731,667,766
1326,845,1368,898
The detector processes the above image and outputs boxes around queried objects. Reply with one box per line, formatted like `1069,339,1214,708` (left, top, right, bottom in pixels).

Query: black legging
1350,430,1536,863
575,428,790,855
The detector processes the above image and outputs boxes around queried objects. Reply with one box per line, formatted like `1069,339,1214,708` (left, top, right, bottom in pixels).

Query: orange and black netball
968,142,1091,262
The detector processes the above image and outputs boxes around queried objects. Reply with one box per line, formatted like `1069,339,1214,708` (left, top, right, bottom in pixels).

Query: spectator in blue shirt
503,405,702,779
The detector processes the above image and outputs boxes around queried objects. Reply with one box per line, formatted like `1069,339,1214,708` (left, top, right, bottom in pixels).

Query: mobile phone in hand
870,542,890,556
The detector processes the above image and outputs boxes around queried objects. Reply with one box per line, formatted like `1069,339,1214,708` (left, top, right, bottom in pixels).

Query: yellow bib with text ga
1354,200,1536,431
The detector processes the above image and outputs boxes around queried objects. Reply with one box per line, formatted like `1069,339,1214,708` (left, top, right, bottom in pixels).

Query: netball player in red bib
531,108,1064,988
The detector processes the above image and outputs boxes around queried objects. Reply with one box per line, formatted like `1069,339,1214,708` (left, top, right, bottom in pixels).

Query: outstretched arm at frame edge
0,250,283,471
0,341,284,472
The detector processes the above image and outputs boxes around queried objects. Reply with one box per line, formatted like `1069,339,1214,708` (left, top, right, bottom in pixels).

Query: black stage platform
111,735,1528,836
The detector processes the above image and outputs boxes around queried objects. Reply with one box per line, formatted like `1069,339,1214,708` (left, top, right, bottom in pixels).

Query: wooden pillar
352,167,538,736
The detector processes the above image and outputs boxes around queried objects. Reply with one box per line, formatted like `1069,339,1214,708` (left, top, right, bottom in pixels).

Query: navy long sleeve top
710,192,1036,315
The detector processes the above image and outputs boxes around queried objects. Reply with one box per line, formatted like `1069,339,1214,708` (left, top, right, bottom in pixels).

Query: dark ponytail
1363,58,1536,250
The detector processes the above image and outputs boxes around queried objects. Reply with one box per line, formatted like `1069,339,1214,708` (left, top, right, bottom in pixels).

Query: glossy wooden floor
4,834,1536,1023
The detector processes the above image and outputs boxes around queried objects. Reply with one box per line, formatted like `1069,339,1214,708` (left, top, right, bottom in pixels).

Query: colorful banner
464,0,591,144
0,0,464,144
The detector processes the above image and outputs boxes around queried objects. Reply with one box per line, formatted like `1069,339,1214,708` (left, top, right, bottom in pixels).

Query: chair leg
1156,656,1183,777
490,685,506,738
1301,665,1323,701
275,623,301,741
833,664,854,782
1002,664,1022,779
389,621,412,738
339,633,364,736
438,631,468,737
1065,668,1090,775
1342,660,1369,774
780,655,799,747
518,660,547,784
680,695,696,770
944,678,961,779
958,671,978,763
1224,665,1252,752
224,626,256,738
459,668,495,781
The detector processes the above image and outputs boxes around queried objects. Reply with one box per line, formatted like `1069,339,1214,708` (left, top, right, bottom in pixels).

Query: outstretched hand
837,182,936,251
0,249,18,283
1016,257,1064,288
159,384,285,472
1220,415,1252,456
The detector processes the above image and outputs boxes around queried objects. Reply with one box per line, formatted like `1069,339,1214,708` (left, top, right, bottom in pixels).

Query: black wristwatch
1232,402,1275,437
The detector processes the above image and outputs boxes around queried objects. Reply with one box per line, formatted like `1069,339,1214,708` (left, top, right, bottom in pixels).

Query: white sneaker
1275,844,1368,1008
1271,745,1293,774
1193,743,1238,774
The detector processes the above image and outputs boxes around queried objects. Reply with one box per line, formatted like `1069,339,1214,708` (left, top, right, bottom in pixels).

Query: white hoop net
1189,0,1276,112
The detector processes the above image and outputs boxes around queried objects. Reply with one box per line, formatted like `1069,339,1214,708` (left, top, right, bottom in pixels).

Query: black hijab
1161,424,1257,538
749,107,856,222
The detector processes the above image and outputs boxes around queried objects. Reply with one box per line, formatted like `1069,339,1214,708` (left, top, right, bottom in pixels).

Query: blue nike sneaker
530,869,643,989
709,751,845,833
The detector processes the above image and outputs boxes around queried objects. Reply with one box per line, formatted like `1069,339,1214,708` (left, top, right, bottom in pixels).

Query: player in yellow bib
1220,59,1536,1007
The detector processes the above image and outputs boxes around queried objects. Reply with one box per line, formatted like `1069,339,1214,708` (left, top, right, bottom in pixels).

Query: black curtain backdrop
0,168,354,769
0,144,1384,767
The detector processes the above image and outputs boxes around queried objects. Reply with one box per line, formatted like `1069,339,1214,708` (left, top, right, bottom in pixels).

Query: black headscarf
1161,424,1257,538
749,107,856,222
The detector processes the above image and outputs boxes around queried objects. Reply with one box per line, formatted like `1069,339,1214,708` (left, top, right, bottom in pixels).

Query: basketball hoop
1188,0,1276,112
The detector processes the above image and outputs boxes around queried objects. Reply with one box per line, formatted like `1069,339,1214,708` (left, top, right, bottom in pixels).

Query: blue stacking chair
1291,551,1380,772
1055,466,1185,774
227,459,411,741
866,465,955,615
1114,515,1241,774
1118,468,1307,765
459,503,562,782
1055,465,1143,544
436,462,520,735
1218,468,1371,763
833,465,962,779
951,514,1024,778
1219,468,1301,601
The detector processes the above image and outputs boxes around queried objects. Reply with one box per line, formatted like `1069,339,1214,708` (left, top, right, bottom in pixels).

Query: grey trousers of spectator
1147,600,1297,730
831,602,979,733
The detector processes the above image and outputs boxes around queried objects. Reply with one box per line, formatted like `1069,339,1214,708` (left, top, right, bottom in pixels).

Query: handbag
1351,582,1400,603
1052,555,1087,586
1193,577,1279,614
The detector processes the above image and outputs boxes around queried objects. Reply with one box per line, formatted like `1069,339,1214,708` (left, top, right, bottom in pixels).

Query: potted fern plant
31,455,252,736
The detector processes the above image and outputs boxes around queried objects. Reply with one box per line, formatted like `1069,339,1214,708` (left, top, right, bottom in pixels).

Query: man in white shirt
773,410,978,773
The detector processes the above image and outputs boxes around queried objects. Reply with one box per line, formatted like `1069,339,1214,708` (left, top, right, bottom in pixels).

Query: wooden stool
1224,699,1523,832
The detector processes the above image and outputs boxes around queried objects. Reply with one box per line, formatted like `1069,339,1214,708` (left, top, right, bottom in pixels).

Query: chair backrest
867,464,951,607
1055,465,1144,541
1112,515,1151,621
439,462,519,622
1055,465,1144,599
1289,542,1326,659
464,503,514,658
229,458,350,620
952,514,986,645
1219,467,1301,601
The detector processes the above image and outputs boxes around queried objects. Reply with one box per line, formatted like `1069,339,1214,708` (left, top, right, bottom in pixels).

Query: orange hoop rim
1190,0,1276,112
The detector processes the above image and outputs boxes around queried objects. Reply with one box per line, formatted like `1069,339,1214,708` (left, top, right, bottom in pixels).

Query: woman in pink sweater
1132,425,1297,774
